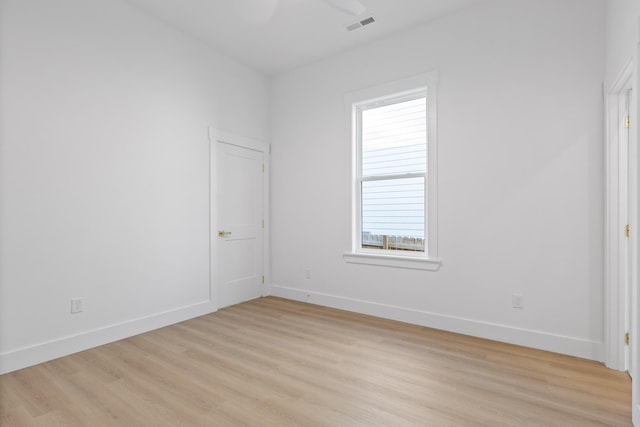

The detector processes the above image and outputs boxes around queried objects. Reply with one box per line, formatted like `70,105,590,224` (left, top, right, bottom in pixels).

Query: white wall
0,0,270,373
271,0,606,360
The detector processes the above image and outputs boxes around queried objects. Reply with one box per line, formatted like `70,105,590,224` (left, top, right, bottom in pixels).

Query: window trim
343,72,441,271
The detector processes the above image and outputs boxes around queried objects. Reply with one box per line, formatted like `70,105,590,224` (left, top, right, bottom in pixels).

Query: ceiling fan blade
322,0,366,16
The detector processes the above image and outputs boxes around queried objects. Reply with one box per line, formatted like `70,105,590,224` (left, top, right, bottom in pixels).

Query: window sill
343,252,442,271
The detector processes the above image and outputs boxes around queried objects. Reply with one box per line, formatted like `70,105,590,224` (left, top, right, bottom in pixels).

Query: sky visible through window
361,96,426,251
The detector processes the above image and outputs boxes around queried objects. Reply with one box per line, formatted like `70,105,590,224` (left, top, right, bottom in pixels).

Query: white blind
360,96,426,251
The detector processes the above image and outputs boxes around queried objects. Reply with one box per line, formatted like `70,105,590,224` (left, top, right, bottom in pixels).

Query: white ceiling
125,0,489,75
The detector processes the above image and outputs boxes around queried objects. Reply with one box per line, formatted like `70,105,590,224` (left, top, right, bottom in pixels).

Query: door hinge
261,276,265,284
626,116,631,129
262,164,265,172
262,219,265,228
625,332,630,345
626,224,631,237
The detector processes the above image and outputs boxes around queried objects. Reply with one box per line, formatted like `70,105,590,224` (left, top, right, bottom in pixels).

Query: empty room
1,0,640,425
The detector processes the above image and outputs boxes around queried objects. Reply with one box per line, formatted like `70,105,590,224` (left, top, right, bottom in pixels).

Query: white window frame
343,72,441,271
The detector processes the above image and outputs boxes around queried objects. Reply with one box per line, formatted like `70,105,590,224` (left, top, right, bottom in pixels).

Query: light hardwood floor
0,297,632,426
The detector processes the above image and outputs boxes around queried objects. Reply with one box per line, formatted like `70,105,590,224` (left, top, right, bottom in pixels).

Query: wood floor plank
0,296,632,426
0,405,38,427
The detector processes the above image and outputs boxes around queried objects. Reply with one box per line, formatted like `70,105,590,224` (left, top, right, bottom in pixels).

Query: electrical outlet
512,294,524,309
71,297,84,314
305,269,311,279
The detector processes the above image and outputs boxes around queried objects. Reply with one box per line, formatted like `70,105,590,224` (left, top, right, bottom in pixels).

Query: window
360,95,426,252
344,73,440,271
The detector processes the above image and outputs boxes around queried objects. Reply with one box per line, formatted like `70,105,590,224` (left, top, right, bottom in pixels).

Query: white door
215,141,264,308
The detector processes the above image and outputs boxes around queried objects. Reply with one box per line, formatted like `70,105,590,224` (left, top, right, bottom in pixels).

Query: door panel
217,141,264,308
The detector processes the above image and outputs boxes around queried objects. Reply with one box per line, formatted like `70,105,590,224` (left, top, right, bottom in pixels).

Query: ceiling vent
346,16,376,32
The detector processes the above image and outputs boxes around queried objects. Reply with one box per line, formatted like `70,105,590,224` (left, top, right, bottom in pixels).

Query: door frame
208,127,271,310
633,37,640,426
605,59,635,372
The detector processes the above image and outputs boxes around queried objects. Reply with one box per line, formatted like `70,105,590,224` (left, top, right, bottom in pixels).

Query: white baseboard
633,403,639,427
270,285,604,362
2,288,605,374
0,301,215,374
